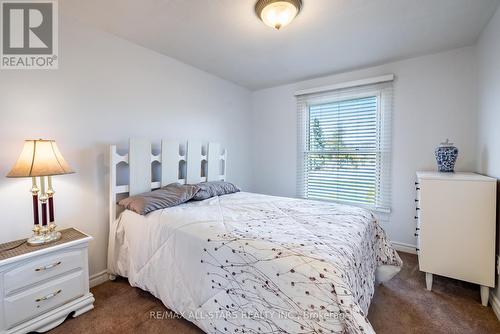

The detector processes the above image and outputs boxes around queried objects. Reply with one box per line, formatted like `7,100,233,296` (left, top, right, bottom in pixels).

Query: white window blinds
297,79,393,212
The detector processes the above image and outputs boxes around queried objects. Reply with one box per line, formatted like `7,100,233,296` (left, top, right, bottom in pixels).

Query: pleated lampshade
6,139,74,177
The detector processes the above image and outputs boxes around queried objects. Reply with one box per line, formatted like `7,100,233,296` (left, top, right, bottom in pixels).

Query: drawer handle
35,261,62,272
35,289,62,302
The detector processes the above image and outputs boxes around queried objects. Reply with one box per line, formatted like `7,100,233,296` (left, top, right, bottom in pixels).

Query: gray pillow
119,183,199,215
192,181,240,201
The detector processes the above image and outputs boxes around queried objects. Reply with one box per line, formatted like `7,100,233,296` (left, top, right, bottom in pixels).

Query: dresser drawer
4,249,84,295
4,269,85,329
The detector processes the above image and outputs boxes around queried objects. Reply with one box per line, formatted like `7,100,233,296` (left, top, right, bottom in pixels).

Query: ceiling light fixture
255,0,302,30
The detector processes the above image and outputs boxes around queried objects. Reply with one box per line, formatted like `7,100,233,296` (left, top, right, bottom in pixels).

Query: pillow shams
118,183,199,215
192,181,240,201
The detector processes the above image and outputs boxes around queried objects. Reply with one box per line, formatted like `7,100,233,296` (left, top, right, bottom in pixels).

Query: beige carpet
48,253,500,334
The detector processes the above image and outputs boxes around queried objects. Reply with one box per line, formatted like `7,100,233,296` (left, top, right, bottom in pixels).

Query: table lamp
6,139,74,246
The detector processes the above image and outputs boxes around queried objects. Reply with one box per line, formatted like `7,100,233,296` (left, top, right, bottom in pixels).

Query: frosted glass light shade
7,139,74,177
255,0,302,30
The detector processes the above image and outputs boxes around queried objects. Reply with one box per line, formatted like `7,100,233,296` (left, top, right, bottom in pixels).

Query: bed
107,139,402,334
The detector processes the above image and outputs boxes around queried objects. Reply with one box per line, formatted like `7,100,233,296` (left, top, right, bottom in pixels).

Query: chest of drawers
415,172,496,306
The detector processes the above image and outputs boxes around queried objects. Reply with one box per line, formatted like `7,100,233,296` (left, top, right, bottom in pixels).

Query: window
297,79,393,212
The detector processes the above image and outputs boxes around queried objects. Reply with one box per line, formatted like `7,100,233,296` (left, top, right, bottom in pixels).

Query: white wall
250,47,478,248
476,6,500,302
0,16,253,278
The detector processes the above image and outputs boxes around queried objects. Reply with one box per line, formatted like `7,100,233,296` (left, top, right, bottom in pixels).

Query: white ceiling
62,0,500,90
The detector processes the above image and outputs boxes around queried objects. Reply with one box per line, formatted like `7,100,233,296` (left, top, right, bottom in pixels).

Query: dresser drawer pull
35,261,62,272
35,289,62,302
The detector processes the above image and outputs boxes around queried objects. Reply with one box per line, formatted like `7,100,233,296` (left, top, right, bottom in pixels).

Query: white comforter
109,192,402,333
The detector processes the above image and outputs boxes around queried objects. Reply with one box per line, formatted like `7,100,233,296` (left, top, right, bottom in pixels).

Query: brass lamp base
27,225,62,246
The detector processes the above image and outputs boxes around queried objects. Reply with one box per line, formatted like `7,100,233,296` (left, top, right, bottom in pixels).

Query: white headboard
107,138,226,276
109,138,227,220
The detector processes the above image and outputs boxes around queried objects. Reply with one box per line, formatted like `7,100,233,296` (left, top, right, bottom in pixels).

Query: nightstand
0,228,94,333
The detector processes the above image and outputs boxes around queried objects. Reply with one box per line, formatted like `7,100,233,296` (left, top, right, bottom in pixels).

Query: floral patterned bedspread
112,192,402,334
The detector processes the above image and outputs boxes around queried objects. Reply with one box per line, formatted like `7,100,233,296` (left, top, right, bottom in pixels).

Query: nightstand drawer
4,269,85,329
4,249,84,295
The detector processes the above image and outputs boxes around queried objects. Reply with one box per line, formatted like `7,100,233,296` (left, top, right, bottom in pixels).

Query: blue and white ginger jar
435,139,458,173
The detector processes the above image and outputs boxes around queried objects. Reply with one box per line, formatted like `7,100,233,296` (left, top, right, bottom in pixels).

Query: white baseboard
490,292,500,321
391,241,417,254
89,270,109,288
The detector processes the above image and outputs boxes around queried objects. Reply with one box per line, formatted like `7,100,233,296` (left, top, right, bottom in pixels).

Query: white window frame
297,79,393,213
